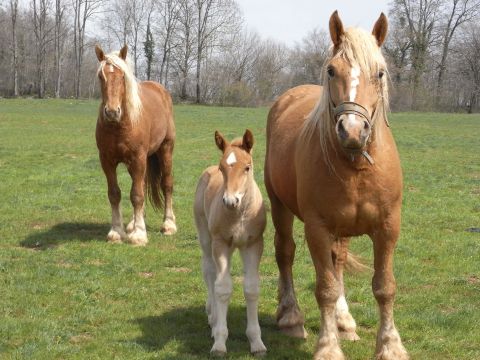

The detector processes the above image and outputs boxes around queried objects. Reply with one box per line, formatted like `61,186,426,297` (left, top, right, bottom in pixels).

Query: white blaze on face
345,66,361,126
226,151,236,165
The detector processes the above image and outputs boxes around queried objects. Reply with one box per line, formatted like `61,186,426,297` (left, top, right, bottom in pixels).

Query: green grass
0,99,479,359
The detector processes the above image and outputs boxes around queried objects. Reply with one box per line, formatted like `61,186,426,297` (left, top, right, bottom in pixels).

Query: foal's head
325,11,389,150
95,45,141,123
215,130,255,210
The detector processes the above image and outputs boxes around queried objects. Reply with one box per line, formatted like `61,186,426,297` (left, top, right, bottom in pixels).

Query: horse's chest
218,217,255,248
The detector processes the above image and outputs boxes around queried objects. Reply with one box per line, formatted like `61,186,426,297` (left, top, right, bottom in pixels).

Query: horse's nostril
364,121,370,130
338,119,345,132
117,106,121,113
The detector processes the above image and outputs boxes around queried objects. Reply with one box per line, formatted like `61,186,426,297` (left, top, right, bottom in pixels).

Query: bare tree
72,0,104,98
435,0,480,105
155,0,180,85
32,0,53,98
9,0,19,96
54,0,67,97
194,0,240,103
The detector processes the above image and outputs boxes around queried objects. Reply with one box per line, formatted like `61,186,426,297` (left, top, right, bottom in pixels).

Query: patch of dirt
139,272,154,278
165,267,191,273
69,333,93,344
467,275,480,285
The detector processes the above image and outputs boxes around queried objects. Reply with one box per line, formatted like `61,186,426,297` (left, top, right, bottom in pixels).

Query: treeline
0,0,479,112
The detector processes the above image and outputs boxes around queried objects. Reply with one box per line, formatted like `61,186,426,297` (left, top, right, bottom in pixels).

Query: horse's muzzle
336,115,371,149
222,193,241,209
104,105,121,122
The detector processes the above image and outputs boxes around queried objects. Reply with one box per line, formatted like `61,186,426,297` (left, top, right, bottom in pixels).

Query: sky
236,0,391,45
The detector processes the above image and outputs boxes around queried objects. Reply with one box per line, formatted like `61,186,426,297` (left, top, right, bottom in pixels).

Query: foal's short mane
97,51,142,124
301,27,389,169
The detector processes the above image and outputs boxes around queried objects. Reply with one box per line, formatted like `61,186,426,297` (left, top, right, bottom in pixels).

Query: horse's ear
372,13,388,47
242,129,254,153
329,10,344,48
215,131,228,152
95,45,105,62
119,45,128,60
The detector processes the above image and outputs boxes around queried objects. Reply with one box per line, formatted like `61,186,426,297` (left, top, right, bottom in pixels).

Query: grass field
0,99,479,360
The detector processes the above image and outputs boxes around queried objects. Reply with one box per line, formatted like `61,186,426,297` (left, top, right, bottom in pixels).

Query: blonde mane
97,51,142,124
301,27,389,169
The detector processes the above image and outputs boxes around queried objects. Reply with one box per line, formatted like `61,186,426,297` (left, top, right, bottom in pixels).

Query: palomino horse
95,45,177,246
264,12,409,360
194,130,267,356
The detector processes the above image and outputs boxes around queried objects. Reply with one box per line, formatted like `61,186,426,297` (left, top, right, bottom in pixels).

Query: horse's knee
215,277,232,302
243,278,259,302
372,275,396,305
315,277,340,306
130,193,144,208
108,187,121,204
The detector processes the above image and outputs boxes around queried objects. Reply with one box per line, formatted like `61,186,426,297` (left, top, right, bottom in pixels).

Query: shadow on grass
134,305,310,359
20,222,109,250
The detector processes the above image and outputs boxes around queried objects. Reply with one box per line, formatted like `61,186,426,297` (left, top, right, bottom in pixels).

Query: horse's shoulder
269,85,322,121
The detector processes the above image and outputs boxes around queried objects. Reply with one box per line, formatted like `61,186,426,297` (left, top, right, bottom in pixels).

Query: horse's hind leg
158,138,177,235
126,156,148,246
268,191,307,338
332,237,359,341
100,157,126,243
240,239,267,356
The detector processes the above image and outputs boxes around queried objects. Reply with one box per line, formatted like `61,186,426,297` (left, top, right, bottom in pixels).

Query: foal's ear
242,129,254,153
372,13,388,47
215,131,228,152
119,45,128,60
329,10,345,48
95,45,105,62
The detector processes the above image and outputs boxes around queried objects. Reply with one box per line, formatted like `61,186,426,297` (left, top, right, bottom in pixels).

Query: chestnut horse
264,12,409,360
95,45,177,246
194,130,267,356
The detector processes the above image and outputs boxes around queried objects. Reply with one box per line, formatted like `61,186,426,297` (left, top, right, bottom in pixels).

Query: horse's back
265,85,322,218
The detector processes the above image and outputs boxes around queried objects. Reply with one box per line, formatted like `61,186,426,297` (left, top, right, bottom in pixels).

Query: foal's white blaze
226,152,237,165
346,66,361,126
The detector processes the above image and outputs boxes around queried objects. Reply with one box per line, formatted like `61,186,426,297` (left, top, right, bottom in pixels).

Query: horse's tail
345,251,371,273
146,154,163,211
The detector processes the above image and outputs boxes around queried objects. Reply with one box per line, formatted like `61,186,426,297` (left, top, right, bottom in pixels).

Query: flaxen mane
301,27,390,169
97,51,142,123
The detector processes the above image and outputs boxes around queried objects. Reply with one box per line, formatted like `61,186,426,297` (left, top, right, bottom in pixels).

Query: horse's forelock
97,51,142,124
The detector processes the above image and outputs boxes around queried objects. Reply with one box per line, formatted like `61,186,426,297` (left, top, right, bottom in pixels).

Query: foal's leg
195,212,216,328
158,139,177,235
240,239,267,356
305,220,344,360
100,158,126,243
371,221,409,360
211,238,234,356
126,156,148,246
332,237,359,341
269,193,307,338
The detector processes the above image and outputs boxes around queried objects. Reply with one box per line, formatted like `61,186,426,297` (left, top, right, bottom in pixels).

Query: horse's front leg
126,156,148,246
240,239,267,356
100,157,126,243
210,238,233,356
305,218,344,360
371,217,409,360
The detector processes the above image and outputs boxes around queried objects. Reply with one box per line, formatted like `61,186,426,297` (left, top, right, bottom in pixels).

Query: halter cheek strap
333,101,372,126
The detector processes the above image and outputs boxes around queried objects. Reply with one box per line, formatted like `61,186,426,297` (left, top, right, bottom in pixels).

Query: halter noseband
333,101,372,126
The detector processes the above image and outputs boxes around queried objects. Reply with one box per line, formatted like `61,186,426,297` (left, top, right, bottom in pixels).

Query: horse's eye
327,67,335,78
378,70,385,79
245,165,251,172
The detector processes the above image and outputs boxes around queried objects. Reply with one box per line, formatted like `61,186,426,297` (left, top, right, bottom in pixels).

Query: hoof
314,340,345,360
279,324,308,339
251,342,267,357
107,229,125,243
126,230,148,246
375,344,409,360
210,349,226,357
338,330,360,341
161,219,177,235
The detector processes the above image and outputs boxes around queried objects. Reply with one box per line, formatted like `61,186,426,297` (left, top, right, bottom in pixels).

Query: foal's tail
345,251,371,273
146,154,164,211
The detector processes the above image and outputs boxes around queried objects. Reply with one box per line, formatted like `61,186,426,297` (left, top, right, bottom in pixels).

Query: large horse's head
215,130,255,210
95,45,141,124
324,11,389,151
